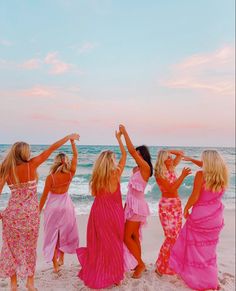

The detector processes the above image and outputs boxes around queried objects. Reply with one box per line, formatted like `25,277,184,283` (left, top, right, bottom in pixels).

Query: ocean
0,145,235,214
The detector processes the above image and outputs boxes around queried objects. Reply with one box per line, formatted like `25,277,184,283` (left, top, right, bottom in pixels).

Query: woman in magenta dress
119,124,153,279
154,149,191,276
76,130,127,289
0,134,79,291
39,139,79,273
169,150,229,290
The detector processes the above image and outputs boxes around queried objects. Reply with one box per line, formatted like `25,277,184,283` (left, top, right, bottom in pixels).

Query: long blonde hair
50,153,71,174
89,150,117,196
154,150,169,178
0,142,30,184
202,150,229,192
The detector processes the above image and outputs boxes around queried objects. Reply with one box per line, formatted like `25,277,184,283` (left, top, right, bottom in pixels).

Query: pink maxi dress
0,164,40,278
43,174,79,262
76,184,124,289
169,185,225,290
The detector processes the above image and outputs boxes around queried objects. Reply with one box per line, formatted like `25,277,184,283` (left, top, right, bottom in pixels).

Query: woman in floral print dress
154,150,191,276
0,133,79,291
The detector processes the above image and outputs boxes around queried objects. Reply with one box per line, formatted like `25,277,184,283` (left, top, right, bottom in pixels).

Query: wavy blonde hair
154,150,170,178
50,153,71,174
202,150,229,192
89,150,117,196
0,142,30,184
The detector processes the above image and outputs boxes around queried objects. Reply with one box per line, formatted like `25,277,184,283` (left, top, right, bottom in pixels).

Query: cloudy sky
0,0,235,146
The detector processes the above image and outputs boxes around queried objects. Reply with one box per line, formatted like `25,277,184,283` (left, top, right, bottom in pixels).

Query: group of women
0,125,229,291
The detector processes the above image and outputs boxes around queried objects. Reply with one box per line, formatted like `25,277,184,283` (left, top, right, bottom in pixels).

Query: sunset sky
0,0,235,146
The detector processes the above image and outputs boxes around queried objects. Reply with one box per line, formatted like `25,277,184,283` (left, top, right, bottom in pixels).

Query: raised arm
70,139,78,175
119,124,150,174
169,150,184,167
30,133,80,168
183,156,203,168
39,175,52,213
156,167,191,194
115,130,127,177
184,171,203,218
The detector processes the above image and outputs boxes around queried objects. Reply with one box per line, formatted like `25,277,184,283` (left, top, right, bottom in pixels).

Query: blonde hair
202,150,229,192
0,142,30,184
89,150,117,196
154,150,169,178
50,153,71,174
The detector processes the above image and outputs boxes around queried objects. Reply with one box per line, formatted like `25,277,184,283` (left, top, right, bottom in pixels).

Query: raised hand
182,167,192,177
68,133,80,141
119,124,126,134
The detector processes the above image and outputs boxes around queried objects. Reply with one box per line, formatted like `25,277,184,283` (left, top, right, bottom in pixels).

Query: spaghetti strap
27,163,30,180
51,174,55,186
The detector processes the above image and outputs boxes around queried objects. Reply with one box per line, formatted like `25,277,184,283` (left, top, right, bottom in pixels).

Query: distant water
0,145,235,214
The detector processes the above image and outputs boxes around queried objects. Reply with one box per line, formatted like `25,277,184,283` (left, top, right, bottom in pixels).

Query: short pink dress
124,170,150,223
43,174,79,262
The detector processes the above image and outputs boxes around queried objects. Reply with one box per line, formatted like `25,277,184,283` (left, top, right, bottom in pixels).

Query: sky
0,0,235,147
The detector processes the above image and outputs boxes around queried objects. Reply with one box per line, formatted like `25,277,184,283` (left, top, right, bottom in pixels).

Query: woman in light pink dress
0,134,79,291
77,130,127,289
119,124,153,279
169,150,229,290
154,150,191,276
39,139,79,273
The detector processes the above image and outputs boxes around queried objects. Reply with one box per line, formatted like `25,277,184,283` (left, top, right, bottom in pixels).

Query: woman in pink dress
0,133,79,291
154,150,191,276
119,124,153,279
76,130,127,289
169,150,229,290
39,139,79,273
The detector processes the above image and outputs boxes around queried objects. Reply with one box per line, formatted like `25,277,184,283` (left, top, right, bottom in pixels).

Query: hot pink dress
169,185,224,290
125,170,150,223
43,174,79,262
76,184,124,289
0,164,39,278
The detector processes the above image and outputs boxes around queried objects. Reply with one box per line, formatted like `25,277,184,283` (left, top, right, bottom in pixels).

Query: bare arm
39,176,52,213
184,171,203,218
70,139,78,175
156,167,191,194
169,150,184,167
115,131,127,177
119,124,150,176
183,156,203,167
30,133,80,168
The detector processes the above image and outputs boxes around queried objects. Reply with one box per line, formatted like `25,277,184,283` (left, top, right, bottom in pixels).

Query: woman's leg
52,248,59,273
58,251,64,266
26,275,37,291
10,274,17,291
124,220,145,278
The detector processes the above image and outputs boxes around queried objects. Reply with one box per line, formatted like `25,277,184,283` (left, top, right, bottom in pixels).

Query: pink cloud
162,44,235,96
20,58,41,70
44,52,72,74
21,85,57,98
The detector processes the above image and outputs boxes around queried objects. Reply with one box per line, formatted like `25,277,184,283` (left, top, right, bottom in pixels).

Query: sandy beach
0,209,235,291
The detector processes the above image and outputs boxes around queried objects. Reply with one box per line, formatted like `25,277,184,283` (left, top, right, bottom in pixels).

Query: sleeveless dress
76,184,124,289
0,164,39,278
169,185,224,290
125,170,150,223
43,173,79,262
156,171,182,274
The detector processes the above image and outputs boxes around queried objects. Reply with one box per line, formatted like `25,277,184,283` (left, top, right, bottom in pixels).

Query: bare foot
155,268,163,277
132,263,146,279
58,259,64,266
26,284,38,291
